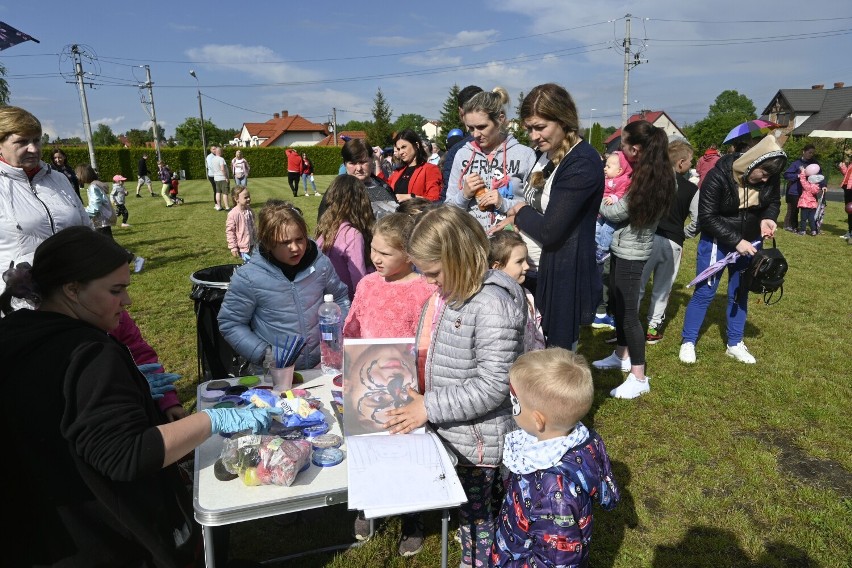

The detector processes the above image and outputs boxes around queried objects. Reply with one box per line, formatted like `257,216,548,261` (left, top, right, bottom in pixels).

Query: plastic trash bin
189,264,247,381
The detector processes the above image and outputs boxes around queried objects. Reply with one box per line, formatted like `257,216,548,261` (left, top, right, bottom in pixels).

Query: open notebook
342,338,467,518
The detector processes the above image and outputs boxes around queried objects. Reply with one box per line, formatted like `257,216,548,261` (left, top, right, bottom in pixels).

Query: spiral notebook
342,338,467,518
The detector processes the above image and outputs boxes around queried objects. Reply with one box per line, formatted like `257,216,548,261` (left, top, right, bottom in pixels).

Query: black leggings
288,172,301,196
845,188,852,233
609,255,646,366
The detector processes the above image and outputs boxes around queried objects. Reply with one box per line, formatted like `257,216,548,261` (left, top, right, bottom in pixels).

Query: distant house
236,111,329,147
761,82,852,138
603,110,686,150
315,130,367,147
422,120,441,141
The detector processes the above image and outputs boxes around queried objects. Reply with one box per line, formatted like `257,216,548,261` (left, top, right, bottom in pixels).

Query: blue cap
447,128,464,140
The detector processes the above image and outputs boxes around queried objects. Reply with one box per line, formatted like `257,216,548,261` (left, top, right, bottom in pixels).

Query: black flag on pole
0,22,39,51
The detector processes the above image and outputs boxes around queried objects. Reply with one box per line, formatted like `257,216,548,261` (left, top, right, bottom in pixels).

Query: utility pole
71,44,97,171
141,65,162,163
620,14,648,127
332,107,338,146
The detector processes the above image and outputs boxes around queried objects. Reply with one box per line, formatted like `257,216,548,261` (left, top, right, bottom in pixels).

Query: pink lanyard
456,138,508,191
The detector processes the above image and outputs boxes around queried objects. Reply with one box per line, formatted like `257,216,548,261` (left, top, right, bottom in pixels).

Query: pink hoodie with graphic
604,150,633,200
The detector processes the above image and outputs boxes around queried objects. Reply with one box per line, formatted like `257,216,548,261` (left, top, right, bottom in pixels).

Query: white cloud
438,30,500,51
185,45,322,84
92,116,126,127
400,53,462,67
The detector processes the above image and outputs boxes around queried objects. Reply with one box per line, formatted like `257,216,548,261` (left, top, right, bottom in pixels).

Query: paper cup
269,366,295,392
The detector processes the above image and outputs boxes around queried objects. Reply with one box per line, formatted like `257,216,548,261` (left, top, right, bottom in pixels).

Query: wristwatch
409,193,416,199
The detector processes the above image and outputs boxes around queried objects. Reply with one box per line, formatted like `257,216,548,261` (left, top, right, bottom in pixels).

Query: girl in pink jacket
797,166,822,236
225,187,256,261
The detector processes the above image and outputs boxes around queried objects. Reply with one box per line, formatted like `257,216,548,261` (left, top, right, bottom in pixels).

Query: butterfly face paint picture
342,338,417,436
509,382,521,416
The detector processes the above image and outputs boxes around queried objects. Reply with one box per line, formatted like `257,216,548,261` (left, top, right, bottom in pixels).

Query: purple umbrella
687,251,741,288
687,241,764,288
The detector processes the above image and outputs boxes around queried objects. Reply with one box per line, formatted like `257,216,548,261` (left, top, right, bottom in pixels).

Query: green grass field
113,177,851,567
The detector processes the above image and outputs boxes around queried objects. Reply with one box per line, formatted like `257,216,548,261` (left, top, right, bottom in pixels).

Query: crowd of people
4,77,846,566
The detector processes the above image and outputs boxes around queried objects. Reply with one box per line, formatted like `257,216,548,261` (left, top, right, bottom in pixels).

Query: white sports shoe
610,373,650,399
726,342,756,364
679,342,696,364
133,256,146,273
592,351,631,372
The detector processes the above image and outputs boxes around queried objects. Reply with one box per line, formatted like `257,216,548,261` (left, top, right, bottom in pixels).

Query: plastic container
318,294,343,375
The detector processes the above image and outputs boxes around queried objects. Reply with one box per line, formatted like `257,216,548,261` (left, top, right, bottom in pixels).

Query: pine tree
437,84,461,149
365,88,394,148
589,123,603,154
510,90,531,147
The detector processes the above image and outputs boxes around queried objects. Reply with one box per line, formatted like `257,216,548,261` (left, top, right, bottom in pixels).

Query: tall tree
589,122,604,154
338,119,371,133
509,90,530,147
394,113,428,139
0,62,9,105
174,117,231,147
126,128,153,147
437,84,461,146
688,90,758,153
365,88,394,148
91,124,118,146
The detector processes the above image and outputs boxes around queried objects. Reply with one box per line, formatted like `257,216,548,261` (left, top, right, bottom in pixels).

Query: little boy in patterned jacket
491,348,620,567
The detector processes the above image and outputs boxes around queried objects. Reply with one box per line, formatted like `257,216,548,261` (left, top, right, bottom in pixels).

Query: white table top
193,370,348,526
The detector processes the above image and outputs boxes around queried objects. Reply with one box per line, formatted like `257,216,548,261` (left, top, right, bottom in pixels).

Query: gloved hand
240,252,251,262
137,363,179,400
202,404,283,435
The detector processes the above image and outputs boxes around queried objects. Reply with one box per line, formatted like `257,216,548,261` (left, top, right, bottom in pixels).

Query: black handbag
743,238,787,304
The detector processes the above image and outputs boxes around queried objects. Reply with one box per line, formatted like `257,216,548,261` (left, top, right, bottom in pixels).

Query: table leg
203,525,216,568
441,508,449,568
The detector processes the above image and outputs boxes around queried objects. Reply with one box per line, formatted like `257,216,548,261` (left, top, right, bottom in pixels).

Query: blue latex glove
202,404,283,435
240,252,251,262
137,363,179,400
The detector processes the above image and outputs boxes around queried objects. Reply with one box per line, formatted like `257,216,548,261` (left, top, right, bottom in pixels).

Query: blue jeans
799,207,816,233
595,216,617,252
681,236,757,346
302,173,316,194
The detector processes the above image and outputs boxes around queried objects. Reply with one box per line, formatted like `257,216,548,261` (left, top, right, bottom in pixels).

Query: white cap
324,294,333,302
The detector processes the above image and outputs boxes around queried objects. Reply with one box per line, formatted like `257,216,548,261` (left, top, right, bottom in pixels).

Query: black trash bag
189,264,249,382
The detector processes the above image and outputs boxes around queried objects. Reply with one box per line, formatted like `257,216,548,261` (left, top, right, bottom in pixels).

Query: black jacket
0,310,195,567
698,137,784,248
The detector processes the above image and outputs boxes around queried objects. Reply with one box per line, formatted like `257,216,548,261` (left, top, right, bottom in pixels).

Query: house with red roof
604,110,686,151
314,130,367,146
236,110,329,147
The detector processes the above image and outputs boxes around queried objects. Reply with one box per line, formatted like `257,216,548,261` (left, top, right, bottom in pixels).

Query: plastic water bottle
318,294,343,375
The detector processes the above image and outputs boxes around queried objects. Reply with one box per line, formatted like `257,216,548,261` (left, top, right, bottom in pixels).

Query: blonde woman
446,86,535,231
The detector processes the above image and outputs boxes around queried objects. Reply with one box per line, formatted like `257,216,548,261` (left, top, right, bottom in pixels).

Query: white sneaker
214,205,222,211
133,256,145,273
592,351,631,372
726,342,756,364
679,342,696,364
121,223,131,228
610,373,650,399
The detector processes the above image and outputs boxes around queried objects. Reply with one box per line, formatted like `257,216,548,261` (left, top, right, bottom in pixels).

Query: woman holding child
502,83,604,351
592,120,675,399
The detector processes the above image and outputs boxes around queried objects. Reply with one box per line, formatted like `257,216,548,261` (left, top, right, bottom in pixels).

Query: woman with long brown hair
502,83,604,351
592,120,675,399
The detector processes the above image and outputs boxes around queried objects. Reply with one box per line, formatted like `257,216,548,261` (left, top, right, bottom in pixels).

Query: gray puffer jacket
417,269,525,467
599,193,658,261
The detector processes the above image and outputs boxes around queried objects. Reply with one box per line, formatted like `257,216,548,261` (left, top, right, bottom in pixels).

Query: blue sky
2,1,849,141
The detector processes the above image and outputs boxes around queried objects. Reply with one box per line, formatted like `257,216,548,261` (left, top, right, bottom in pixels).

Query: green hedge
42,146,346,179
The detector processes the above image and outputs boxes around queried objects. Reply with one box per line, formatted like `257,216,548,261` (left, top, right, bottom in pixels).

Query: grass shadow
592,459,637,568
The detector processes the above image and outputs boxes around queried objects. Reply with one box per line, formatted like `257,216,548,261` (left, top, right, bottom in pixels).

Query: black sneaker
353,511,371,542
398,514,424,557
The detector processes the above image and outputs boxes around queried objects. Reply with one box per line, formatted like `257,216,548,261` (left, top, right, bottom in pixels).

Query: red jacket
388,162,442,201
840,163,852,190
286,149,303,173
696,149,721,189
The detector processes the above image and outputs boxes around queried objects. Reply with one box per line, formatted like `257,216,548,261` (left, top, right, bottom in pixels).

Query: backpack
743,238,787,304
